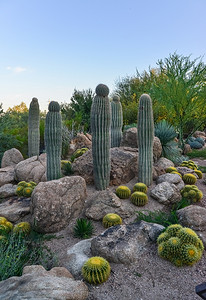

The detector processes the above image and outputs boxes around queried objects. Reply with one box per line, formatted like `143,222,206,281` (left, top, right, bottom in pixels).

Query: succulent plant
111,95,123,147
131,191,148,206
82,256,111,284
45,101,62,181
181,185,203,203
182,173,197,185
157,224,204,267
180,160,198,170
0,224,10,235
16,185,24,196
166,167,177,173
137,94,154,186
91,84,111,190
0,217,7,225
71,148,89,162
133,182,148,193
116,185,131,199
102,213,122,228
195,137,205,145
194,169,203,179
13,222,31,235
5,221,13,231
0,235,7,244
61,160,73,176
28,98,40,157
73,218,94,239
17,181,27,187
22,187,33,197
170,171,182,178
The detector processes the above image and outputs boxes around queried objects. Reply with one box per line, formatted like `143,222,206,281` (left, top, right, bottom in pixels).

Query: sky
0,0,206,112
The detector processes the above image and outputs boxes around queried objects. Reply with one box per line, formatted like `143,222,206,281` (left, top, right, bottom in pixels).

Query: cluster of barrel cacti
102,213,122,228
70,147,89,162
61,160,73,175
181,185,203,203
0,216,31,242
180,160,198,170
82,256,111,284
16,181,37,197
115,183,148,207
157,224,204,267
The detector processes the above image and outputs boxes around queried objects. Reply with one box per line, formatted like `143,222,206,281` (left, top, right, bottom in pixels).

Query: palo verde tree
151,53,206,148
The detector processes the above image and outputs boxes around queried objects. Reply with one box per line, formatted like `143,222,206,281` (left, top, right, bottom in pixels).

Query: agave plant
73,218,94,239
155,120,182,163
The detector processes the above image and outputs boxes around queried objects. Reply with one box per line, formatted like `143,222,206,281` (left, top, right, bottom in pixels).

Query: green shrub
73,218,94,239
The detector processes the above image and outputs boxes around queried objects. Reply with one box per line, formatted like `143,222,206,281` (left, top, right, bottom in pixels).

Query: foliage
187,148,206,159
61,160,73,176
73,218,94,239
155,120,182,162
123,123,136,131
0,230,57,281
0,132,21,165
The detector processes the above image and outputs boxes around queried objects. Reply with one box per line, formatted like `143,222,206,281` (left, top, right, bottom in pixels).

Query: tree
151,53,206,148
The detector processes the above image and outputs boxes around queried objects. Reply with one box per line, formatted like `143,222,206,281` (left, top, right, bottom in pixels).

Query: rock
176,205,206,231
73,147,138,186
69,132,92,155
14,154,46,184
91,221,164,264
1,148,24,168
0,166,15,187
121,127,138,148
66,239,92,276
85,189,135,220
193,131,206,138
0,184,17,198
0,265,88,300
153,137,162,162
156,173,184,191
30,176,87,233
183,144,192,155
150,182,182,205
0,197,30,222
154,157,174,171
176,166,198,178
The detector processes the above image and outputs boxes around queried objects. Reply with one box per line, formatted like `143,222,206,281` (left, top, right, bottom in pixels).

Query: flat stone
0,166,15,187
0,184,17,198
150,182,182,205
0,197,30,222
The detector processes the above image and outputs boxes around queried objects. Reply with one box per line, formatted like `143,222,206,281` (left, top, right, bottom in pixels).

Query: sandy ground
44,158,206,300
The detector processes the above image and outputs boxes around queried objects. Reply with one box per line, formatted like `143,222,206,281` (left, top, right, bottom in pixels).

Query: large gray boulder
176,205,206,232
0,166,15,187
150,182,182,205
0,183,17,198
30,176,87,233
66,239,92,277
85,189,135,221
72,147,138,186
91,221,164,264
156,173,184,191
69,132,92,155
14,154,46,184
1,148,24,168
0,197,30,222
154,157,174,171
0,265,88,300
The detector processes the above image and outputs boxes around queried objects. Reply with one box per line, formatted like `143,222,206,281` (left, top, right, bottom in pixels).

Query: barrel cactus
182,173,197,185
137,94,154,186
180,160,198,170
166,167,177,173
131,191,148,206
194,169,203,179
102,213,122,228
82,256,111,284
111,95,123,147
157,224,204,266
45,101,62,181
116,185,131,199
133,182,147,193
13,222,31,235
28,98,40,157
91,84,111,190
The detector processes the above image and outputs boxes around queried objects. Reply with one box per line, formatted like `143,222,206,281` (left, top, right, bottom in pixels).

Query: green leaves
73,218,94,239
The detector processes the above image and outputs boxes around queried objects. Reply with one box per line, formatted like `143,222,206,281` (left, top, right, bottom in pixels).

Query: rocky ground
43,158,206,300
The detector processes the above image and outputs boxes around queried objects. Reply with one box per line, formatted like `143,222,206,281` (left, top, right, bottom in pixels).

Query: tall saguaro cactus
28,98,40,157
111,95,123,147
91,84,111,190
137,94,154,186
45,101,62,181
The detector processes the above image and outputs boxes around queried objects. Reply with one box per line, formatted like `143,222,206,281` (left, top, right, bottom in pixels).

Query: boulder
150,182,182,205
153,137,162,162
69,132,92,155
66,239,92,276
0,184,17,198
154,157,174,171
183,144,192,155
30,176,87,233
0,166,15,187
15,154,46,184
0,197,30,222
177,167,198,178
0,265,88,300
91,221,164,264
121,127,138,148
85,189,135,221
176,205,206,232
1,148,24,168
193,131,206,138
73,147,138,186
156,173,184,191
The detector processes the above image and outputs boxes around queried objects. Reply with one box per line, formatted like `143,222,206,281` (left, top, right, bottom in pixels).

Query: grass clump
73,218,94,239
187,148,206,159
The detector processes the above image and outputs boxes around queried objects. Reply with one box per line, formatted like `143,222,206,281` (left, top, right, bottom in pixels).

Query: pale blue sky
1,0,206,112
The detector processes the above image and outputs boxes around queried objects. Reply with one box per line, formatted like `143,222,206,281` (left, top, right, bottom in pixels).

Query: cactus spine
45,101,62,181
28,98,40,157
137,94,154,186
111,95,123,147
91,84,111,190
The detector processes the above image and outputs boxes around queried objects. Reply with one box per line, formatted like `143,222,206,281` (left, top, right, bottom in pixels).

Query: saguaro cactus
91,84,111,190
28,98,40,157
45,101,62,181
137,94,154,186
111,95,123,147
